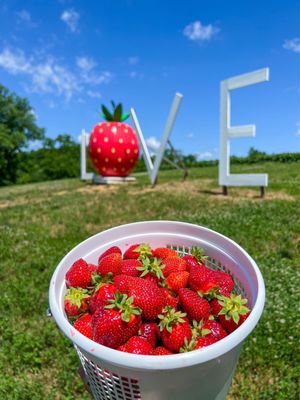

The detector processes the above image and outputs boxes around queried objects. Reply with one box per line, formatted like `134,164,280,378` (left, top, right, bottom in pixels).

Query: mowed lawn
0,162,299,400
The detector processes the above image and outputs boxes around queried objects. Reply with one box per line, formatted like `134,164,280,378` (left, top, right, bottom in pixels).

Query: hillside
0,162,299,399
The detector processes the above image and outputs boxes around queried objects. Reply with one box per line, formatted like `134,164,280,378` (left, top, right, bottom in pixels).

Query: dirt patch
216,188,295,201
77,184,120,194
130,179,214,195
0,197,37,209
130,180,295,202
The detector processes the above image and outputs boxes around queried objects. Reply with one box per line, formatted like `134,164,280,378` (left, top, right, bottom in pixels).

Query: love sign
81,67,269,192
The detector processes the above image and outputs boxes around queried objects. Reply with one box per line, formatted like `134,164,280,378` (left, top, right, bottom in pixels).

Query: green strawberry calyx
190,246,208,263
137,257,165,280
89,271,113,292
191,320,211,339
64,287,90,308
217,293,250,324
101,101,129,122
133,243,153,260
180,337,197,353
197,282,219,301
158,306,187,333
105,292,141,323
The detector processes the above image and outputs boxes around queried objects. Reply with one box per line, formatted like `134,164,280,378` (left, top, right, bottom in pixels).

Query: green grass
0,162,299,399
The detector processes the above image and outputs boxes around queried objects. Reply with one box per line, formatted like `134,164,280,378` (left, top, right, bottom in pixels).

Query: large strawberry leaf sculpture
89,102,139,177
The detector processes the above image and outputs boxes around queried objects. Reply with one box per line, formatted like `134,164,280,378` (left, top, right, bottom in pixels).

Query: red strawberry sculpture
89,101,139,177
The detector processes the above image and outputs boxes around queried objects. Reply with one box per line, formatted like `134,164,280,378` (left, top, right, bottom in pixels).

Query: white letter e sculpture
219,68,269,197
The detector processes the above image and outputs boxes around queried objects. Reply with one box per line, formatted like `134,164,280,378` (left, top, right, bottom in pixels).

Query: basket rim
49,220,265,370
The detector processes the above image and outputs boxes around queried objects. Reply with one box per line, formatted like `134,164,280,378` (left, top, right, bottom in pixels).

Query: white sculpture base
92,174,136,185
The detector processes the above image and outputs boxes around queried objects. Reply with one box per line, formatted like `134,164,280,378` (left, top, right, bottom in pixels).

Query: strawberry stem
133,243,153,260
64,287,90,308
137,257,165,279
105,292,141,323
190,246,208,263
158,306,187,333
101,102,129,122
217,293,250,324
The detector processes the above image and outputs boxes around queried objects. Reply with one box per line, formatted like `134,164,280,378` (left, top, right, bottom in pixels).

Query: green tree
0,84,44,185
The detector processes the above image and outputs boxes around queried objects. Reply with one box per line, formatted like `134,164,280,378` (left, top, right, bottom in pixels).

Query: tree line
0,83,299,186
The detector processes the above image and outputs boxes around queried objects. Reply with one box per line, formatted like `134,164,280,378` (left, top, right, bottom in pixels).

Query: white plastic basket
49,221,265,400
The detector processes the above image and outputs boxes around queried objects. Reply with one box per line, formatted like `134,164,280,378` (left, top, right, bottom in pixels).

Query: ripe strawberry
153,346,174,355
121,336,153,355
162,257,187,277
220,313,249,333
73,313,93,339
64,287,90,317
166,271,189,294
152,247,178,259
180,335,216,352
117,344,127,352
92,292,141,349
120,276,165,321
114,274,136,292
138,322,160,348
158,307,192,353
178,288,210,322
183,246,207,272
189,264,215,292
191,319,227,342
97,253,122,276
194,336,217,349
65,258,94,289
210,270,234,296
87,263,98,273
160,288,178,310
123,243,152,260
216,294,250,332
203,320,227,341
197,280,220,300
120,259,142,277
89,102,139,177
98,246,122,263
143,274,160,285
89,283,118,314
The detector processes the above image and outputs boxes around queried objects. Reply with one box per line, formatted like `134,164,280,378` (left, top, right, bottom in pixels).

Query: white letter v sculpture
130,93,183,185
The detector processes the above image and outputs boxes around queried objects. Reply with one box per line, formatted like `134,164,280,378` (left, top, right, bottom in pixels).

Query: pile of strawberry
64,244,250,355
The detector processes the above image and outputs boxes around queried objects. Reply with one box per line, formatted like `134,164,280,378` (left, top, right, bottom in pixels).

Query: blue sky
0,0,299,159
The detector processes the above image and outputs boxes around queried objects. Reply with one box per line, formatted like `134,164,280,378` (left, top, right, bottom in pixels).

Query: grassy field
0,162,299,400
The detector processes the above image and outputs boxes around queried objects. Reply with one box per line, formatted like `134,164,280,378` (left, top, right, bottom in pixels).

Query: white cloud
183,21,219,42
187,132,194,138
0,47,112,101
76,56,96,71
283,38,300,53
295,122,300,136
76,56,112,85
86,90,102,99
61,9,80,32
146,136,161,149
128,56,139,65
0,48,31,74
17,10,32,23
197,151,213,160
